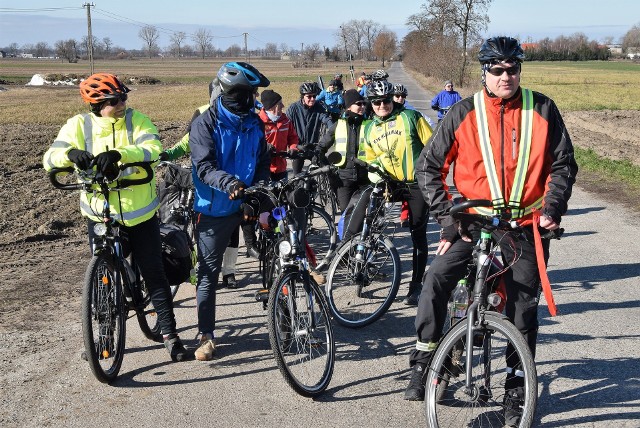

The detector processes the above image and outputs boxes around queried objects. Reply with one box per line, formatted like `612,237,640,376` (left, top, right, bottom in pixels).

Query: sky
0,0,638,51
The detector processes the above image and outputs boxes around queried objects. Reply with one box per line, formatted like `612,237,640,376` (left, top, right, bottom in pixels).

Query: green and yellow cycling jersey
360,106,432,182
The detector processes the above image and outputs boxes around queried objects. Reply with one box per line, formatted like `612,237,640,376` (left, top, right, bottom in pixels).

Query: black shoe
222,273,239,289
404,363,427,401
404,282,422,306
504,387,524,427
164,334,192,362
246,246,260,259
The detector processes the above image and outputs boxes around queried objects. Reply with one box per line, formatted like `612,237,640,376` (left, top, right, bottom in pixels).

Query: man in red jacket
258,89,299,180
405,37,578,427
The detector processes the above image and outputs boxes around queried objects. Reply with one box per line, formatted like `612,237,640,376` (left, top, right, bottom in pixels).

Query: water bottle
355,242,365,260
449,279,469,324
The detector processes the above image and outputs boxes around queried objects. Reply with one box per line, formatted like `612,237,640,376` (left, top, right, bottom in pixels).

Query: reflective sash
473,88,537,218
334,119,366,167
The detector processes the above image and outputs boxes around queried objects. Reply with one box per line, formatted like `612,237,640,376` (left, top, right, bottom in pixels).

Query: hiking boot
503,387,525,427
222,273,239,289
164,334,191,362
404,363,427,401
404,282,423,306
195,334,216,361
246,246,260,259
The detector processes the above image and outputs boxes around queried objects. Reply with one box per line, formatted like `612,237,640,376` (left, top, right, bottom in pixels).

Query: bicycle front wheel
425,313,537,427
82,253,126,383
136,278,164,343
267,270,335,397
306,205,337,271
326,234,401,328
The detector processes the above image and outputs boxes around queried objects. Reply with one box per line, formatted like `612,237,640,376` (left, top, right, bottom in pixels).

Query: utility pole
243,32,249,61
83,3,95,75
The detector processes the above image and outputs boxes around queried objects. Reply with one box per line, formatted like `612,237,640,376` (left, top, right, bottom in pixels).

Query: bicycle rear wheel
137,278,164,343
306,205,337,271
267,270,335,397
82,253,126,383
313,174,338,221
425,313,537,427
326,234,400,328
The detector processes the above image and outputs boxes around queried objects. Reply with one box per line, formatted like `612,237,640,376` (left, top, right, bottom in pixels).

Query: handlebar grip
117,162,154,187
306,164,332,177
49,167,83,190
449,199,492,217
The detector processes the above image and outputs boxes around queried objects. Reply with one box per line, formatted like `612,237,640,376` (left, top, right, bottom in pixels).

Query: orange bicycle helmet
79,73,130,104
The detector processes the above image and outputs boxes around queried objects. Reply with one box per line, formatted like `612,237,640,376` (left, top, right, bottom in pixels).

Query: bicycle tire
135,278,163,343
267,270,335,397
306,205,337,271
313,174,338,221
81,253,126,383
425,312,537,427
325,233,400,328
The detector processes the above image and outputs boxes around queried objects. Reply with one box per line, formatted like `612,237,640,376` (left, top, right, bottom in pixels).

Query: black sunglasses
353,101,366,107
107,93,128,106
487,65,520,76
371,98,392,106
304,94,317,99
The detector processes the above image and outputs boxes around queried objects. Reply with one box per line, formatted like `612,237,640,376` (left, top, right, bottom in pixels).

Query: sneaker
195,334,216,361
404,363,427,401
164,334,191,362
222,273,239,289
246,246,260,259
503,387,524,427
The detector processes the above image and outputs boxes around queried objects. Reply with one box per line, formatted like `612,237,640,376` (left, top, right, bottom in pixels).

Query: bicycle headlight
487,293,502,308
93,223,107,236
278,240,293,257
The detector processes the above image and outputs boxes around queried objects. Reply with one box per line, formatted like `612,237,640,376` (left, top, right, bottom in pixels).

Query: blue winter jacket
189,97,271,217
431,90,462,120
316,89,344,114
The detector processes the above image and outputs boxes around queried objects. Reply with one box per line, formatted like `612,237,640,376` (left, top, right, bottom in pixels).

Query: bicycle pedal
255,289,269,302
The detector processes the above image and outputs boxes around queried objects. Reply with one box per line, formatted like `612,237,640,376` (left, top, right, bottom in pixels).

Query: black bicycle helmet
371,69,389,81
217,62,270,93
478,36,525,65
392,83,408,97
299,81,321,95
366,80,393,100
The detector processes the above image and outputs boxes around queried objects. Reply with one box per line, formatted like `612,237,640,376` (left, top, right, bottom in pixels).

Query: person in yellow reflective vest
43,73,189,362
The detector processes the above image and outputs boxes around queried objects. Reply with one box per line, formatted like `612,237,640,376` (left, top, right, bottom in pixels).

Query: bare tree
339,20,365,59
279,43,289,55
374,31,397,66
193,28,213,59
170,31,187,57
102,37,112,57
34,41,51,58
54,39,79,63
138,25,160,58
304,43,322,61
224,44,242,57
264,42,278,57
361,20,383,60
450,0,491,86
622,23,640,52
8,42,19,56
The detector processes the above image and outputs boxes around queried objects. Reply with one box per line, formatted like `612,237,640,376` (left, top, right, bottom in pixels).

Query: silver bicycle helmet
371,69,389,81
366,80,394,99
392,83,408,97
299,81,321,95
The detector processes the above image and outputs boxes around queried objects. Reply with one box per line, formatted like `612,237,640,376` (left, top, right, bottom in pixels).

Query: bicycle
424,199,563,427
49,162,165,383
325,159,401,328
247,156,340,397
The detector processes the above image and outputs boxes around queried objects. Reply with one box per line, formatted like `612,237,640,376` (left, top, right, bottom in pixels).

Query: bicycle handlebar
49,161,155,191
352,158,394,183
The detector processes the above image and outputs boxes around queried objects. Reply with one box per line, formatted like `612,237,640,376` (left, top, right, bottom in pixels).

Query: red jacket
258,109,299,174
417,87,577,226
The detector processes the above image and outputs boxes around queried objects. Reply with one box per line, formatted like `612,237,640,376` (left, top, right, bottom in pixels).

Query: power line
0,7,82,12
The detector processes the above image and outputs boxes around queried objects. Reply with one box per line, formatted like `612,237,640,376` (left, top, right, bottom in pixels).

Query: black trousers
88,215,177,336
411,227,550,389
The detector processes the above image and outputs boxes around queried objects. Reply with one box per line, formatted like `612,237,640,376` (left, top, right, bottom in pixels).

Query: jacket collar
484,87,522,111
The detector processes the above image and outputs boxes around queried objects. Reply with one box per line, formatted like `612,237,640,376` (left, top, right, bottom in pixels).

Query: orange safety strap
532,208,558,316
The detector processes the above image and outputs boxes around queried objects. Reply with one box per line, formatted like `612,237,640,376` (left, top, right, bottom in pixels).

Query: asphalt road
11,63,640,428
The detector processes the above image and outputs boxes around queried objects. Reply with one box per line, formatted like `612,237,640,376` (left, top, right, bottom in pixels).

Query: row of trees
524,35,611,61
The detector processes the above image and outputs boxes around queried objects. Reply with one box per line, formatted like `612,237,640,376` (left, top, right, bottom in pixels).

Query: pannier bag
159,223,193,285
158,163,193,225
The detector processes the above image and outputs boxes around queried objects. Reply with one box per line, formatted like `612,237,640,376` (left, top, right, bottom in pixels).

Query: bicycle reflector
93,223,107,236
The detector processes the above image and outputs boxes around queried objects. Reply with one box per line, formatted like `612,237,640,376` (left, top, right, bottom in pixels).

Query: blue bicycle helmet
217,62,270,93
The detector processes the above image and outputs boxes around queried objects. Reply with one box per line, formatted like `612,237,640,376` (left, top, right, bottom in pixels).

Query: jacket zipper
500,104,505,196
512,128,517,160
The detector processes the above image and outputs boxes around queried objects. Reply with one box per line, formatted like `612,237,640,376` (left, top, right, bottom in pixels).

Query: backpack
159,223,193,285
158,163,193,225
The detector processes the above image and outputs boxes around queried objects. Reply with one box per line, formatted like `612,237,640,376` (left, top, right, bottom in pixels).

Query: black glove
431,105,439,111
93,150,122,173
159,151,169,161
67,149,94,170
229,180,247,200
439,223,459,243
242,195,260,221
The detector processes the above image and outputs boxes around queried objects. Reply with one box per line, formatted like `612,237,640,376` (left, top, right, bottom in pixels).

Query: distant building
20,53,34,58
521,43,539,51
606,44,623,54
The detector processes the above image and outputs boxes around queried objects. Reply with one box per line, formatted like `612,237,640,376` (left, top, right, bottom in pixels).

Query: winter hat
343,89,364,108
329,79,339,87
444,80,453,87
260,89,282,110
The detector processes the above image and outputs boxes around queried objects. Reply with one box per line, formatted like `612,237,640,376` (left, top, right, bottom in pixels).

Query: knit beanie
260,89,282,110
343,89,364,108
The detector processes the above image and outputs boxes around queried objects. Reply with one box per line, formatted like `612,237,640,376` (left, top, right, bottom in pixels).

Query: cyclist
430,79,462,122
286,81,332,174
406,37,578,427
317,88,370,212
316,79,345,121
189,62,271,361
43,72,189,362
356,71,367,91
344,80,432,306
333,73,345,92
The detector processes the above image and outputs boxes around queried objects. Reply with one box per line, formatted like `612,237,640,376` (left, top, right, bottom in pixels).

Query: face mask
266,111,280,122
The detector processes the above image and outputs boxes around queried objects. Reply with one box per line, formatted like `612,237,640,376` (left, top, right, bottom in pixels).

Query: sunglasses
304,94,317,99
393,94,406,98
353,101,366,107
107,93,128,106
487,65,520,76
371,98,392,106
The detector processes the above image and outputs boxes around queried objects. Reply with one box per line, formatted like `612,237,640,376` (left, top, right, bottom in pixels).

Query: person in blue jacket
316,79,344,121
430,80,462,122
189,62,271,361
